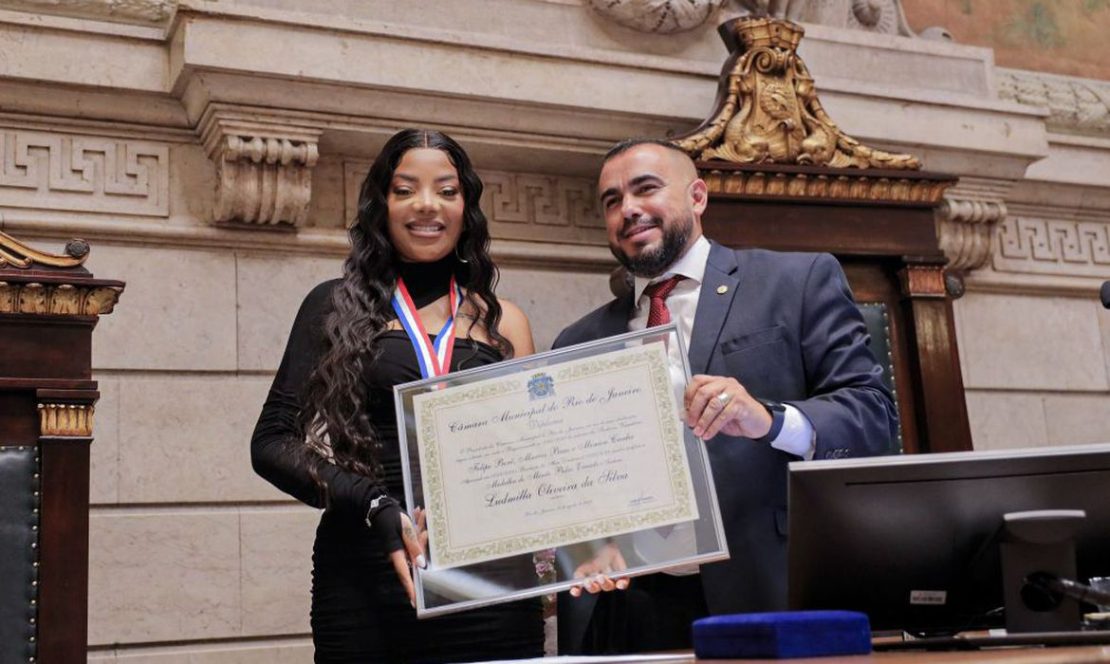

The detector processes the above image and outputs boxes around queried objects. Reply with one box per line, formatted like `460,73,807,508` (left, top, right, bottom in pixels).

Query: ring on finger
716,391,732,407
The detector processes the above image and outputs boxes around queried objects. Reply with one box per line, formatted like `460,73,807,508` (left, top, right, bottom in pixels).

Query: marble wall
0,0,1107,661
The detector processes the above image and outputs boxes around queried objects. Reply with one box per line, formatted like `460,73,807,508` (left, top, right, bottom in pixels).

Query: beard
611,212,694,278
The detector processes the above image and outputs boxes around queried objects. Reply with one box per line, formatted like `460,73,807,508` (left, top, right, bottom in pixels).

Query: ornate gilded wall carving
0,232,122,315
343,162,605,244
0,130,169,216
673,18,921,169
996,69,1110,138
37,403,94,438
199,110,321,227
995,214,1110,278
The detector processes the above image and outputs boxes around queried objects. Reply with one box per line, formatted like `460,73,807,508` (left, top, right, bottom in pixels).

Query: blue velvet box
692,610,872,659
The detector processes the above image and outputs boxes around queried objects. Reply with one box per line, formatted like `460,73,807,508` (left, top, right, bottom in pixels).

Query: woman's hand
570,541,630,597
382,506,428,608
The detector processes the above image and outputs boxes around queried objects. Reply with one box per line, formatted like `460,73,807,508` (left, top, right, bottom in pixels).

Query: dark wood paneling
902,298,974,453
36,437,91,663
703,202,943,258
0,317,96,380
705,183,973,456
0,392,38,446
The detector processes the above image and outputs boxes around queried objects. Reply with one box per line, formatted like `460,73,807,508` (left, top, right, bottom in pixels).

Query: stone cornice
997,68,1110,140
0,0,175,26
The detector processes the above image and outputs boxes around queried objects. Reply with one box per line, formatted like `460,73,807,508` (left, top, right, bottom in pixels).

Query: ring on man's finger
716,391,732,407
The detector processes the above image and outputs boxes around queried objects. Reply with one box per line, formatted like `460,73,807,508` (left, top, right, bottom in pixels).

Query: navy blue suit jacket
553,242,897,638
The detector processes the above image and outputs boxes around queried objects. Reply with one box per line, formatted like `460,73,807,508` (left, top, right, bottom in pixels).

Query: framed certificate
395,323,728,617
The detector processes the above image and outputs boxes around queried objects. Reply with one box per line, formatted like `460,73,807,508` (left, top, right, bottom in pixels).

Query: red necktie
644,275,685,327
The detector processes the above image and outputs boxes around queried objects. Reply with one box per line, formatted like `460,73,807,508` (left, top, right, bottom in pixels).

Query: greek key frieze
480,172,602,229
996,217,1110,277
0,130,169,216
343,162,603,241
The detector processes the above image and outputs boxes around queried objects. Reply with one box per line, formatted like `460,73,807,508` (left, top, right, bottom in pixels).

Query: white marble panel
498,267,614,352
91,641,313,663
88,510,240,645
117,375,284,503
1101,305,1110,393
1042,394,1110,447
964,391,1049,451
235,253,343,372
239,507,318,636
954,293,1109,391
84,244,237,371
90,377,120,505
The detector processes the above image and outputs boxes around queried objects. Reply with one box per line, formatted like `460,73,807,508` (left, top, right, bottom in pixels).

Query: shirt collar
633,234,711,303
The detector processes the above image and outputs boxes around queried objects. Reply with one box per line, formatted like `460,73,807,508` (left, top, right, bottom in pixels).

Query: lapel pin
716,285,728,295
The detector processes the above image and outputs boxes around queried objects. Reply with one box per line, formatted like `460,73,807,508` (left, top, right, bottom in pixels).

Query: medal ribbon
391,276,462,379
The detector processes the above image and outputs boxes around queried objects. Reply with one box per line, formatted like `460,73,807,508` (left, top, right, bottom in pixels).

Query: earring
455,243,469,264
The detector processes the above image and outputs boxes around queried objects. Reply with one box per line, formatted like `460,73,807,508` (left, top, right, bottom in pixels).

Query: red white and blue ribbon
391,276,463,379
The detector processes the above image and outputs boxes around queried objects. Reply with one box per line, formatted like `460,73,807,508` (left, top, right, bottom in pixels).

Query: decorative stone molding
996,69,1110,138
995,214,1110,279
733,0,943,39
343,162,605,245
199,109,322,227
0,0,175,24
481,172,604,229
37,403,94,437
586,0,724,33
673,18,921,169
0,130,169,217
936,178,1013,273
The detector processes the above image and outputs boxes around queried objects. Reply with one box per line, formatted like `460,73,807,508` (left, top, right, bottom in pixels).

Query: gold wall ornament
699,165,950,203
672,17,921,170
37,403,95,438
0,231,89,269
0,281,123,315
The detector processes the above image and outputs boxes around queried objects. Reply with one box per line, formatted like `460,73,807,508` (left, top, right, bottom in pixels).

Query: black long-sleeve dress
251,278,543,663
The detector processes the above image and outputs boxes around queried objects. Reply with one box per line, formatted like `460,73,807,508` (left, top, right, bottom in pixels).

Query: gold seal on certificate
395,324,728,617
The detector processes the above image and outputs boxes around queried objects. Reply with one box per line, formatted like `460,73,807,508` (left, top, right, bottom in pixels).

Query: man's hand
685,374,772,440
387,507,428,608
570,542,630,597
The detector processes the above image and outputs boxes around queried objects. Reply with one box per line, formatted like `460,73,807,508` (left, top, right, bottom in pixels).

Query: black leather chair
0,445,39,663
857,302,902,454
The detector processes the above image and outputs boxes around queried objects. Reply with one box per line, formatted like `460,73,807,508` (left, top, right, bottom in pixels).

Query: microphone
1102,281,1110,309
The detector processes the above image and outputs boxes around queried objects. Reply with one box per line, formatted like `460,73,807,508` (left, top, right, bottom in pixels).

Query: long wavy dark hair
298,128,511,489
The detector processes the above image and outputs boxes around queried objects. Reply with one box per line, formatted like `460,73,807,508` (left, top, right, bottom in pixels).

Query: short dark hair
603,137,694,165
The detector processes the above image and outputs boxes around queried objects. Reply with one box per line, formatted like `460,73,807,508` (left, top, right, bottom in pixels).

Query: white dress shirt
630,235,816,460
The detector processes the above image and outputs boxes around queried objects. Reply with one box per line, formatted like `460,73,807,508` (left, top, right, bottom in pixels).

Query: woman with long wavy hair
251,128,542,662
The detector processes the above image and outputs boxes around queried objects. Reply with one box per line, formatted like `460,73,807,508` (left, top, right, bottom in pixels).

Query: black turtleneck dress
250,260,543,663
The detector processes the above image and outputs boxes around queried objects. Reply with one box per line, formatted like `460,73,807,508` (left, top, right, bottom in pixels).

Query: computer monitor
787,443,1110,635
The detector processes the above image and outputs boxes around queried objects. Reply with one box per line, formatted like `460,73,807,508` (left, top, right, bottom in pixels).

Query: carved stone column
198,108,322,227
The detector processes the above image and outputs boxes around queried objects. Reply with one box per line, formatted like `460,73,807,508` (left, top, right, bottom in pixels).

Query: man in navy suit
554,139,897,654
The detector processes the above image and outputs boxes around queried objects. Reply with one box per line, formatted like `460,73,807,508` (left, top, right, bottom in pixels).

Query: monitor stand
1000,509,1086,633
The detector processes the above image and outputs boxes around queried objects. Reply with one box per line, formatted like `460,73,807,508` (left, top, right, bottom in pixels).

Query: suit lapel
688,241,742,374
599,292,635,338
